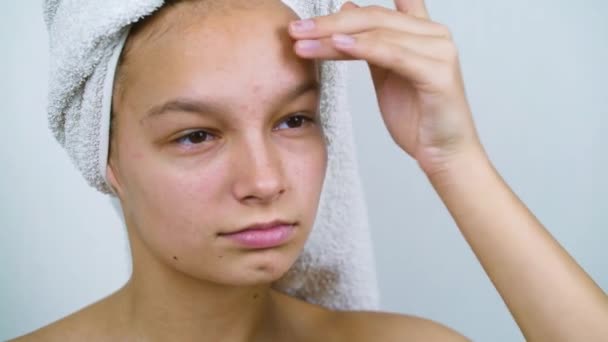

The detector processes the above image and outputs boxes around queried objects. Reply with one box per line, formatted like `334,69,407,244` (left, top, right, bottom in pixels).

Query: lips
220,220,295,236
219,220,297,249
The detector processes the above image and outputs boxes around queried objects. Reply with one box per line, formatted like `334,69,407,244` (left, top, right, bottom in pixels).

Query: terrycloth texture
44,0,379,310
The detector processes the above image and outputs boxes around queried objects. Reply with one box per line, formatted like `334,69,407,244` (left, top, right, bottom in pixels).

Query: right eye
175,130,217,146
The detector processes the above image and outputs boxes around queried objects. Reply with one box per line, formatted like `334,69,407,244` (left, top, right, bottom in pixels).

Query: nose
231,135,286,205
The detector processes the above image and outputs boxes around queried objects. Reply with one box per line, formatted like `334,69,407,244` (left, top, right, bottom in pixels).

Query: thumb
394,0,430,18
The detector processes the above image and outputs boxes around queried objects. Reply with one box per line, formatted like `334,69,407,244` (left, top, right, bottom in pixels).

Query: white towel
44,0,379,310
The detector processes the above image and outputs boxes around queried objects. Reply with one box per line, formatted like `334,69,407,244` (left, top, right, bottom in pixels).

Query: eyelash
273,113,315,131
173,112,316,146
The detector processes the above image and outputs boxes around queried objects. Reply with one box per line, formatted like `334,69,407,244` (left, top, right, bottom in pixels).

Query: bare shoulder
331,310,470,342
7,293,125,342
272,291,469,341
8,315,81,342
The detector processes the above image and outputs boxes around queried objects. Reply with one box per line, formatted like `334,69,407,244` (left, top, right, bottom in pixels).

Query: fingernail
332,33,355,47
296,40,321,51
290,19,315,33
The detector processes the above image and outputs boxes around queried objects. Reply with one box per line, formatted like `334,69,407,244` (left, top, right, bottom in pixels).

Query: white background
1,1,606,341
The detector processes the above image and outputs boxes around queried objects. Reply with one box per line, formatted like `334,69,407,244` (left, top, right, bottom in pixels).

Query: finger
358,29,456,62
329,33,445,89
294,38,352,60
294,29,456,63
288,5,445,40
395,0,430,19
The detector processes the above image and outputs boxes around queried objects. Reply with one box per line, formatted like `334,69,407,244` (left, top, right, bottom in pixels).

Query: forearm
427,146,608,341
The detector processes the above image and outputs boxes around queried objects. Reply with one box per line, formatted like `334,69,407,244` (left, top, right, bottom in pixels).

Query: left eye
175,130,217,145
275,114,314,130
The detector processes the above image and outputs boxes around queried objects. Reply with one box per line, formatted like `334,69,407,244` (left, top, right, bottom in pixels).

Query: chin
225,248,300,286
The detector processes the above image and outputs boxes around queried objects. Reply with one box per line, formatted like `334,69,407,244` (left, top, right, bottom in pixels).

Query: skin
296,0,608,340
17,1,332,341
11,0,608,341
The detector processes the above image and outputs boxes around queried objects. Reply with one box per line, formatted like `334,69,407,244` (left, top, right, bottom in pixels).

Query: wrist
421,143,494,190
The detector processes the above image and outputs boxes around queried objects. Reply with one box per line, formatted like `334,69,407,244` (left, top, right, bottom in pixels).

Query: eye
175,130,217,145
274,113,315,131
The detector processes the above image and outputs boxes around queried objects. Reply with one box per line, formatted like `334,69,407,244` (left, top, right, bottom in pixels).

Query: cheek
141,163,226,220
121,149,232,256
286,139,328,209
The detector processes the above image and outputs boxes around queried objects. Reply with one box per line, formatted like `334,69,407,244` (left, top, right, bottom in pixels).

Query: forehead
117,1,317,115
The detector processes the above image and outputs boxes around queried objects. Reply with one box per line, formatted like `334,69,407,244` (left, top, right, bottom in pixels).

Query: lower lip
220,224,295,249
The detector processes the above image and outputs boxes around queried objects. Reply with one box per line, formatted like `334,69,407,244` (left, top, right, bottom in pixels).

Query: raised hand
289,3,608,341
288,0,483,176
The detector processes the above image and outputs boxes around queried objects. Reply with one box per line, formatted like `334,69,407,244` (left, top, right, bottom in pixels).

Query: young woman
12,0,608,341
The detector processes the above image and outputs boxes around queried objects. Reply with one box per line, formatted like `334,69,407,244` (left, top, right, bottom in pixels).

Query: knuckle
433,23,453,39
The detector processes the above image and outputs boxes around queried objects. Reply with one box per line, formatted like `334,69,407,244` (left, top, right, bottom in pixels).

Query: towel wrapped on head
43,0,379,310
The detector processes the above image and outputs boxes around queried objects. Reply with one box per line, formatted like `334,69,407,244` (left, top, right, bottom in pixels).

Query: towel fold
44,0,379,310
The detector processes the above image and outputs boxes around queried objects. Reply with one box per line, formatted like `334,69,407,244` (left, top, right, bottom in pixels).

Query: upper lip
220,220,295,235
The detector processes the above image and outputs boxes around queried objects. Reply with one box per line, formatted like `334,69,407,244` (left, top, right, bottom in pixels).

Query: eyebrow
142,79,320,122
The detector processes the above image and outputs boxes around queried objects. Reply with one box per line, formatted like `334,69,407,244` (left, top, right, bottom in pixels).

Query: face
107,1,327,286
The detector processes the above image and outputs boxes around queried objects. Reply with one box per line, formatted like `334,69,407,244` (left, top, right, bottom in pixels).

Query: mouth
221,220,295,235
218,220,297,249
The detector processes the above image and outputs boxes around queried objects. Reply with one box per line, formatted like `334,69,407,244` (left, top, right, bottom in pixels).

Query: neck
121,279,276,342
115,229,285,342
